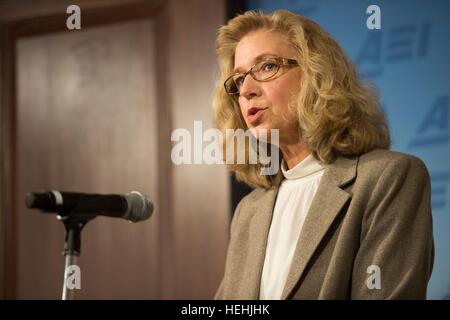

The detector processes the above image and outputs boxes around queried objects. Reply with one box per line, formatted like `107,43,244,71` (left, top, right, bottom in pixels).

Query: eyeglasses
224,56,298,96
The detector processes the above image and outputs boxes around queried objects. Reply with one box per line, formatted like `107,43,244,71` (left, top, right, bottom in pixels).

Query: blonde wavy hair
213,10,390,189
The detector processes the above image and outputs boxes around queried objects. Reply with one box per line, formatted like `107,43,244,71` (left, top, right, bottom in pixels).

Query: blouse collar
281,153,324,180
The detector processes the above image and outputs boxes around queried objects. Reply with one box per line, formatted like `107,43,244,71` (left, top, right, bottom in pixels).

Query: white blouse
259,153,325,300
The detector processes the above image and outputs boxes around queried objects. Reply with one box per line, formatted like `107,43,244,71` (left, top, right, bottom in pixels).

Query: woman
213,10,434,299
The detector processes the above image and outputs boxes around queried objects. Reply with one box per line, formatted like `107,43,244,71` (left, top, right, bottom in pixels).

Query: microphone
25,190,153,223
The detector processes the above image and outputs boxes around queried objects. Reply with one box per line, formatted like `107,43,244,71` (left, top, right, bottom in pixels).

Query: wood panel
159,0,229,299
16,19,160,299
0,17,18,299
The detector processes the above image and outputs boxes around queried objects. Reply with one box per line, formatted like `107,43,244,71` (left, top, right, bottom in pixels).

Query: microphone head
25,192,52,210
124,191,153,222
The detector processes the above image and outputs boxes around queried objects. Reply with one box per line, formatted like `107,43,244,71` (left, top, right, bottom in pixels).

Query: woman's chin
249,126,279,143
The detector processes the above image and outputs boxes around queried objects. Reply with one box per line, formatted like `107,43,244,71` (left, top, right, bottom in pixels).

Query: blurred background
0,0,448,299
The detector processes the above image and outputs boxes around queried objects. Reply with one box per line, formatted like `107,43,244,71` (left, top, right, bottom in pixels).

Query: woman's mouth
247,107,267,122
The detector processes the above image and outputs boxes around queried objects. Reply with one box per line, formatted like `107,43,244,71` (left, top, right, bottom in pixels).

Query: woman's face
234,29,301,144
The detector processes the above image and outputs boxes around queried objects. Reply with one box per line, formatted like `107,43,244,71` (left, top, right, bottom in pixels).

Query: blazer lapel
281,155,358,299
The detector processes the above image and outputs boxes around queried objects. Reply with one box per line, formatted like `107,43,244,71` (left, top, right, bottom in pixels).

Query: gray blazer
215,149,434,299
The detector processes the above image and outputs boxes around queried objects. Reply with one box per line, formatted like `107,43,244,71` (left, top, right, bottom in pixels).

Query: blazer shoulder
232,187,276,222
357,149,429,176
238,187,275,205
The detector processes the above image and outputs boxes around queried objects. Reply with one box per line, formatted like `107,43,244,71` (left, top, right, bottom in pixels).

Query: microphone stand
57,213,93,300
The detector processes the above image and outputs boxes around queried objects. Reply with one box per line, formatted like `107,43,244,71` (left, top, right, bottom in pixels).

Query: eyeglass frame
224,56,299,96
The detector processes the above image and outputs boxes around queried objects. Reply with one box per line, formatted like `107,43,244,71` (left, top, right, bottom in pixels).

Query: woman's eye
262,62,277,71
235,76,245,86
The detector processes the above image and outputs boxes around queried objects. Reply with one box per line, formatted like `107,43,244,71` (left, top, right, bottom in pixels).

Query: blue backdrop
246,0,450,299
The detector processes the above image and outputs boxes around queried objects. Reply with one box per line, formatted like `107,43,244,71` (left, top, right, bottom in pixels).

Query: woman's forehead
234,30,295,72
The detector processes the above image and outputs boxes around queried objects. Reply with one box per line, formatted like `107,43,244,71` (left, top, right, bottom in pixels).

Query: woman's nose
239,75,262,99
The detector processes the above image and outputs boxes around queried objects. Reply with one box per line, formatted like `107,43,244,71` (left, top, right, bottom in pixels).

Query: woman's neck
279,142,311,170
